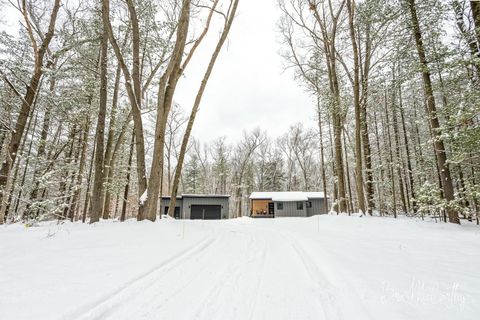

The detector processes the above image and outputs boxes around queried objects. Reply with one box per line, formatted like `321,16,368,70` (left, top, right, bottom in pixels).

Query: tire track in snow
286,228,374,320
190,231,266,320
260,225,342,320
66,235,217,320
191,233,252,319
140,231,236,318
290,240,343,320
95,229,245,320
247,234,267,320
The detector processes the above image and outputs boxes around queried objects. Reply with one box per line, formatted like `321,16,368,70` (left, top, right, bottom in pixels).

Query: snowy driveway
1,216,479,320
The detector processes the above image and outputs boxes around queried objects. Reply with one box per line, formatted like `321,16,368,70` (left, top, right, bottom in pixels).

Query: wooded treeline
0,0,240,224
0,0,479,225
277,0,480,224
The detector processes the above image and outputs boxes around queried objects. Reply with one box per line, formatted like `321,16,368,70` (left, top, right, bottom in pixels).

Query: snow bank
0,216,478,320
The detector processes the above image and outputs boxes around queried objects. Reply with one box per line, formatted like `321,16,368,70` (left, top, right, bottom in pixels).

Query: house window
297,202,303,210
277,202,284,210
306,201,312,208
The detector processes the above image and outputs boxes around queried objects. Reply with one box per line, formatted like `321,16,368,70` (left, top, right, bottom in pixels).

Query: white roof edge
249,192,326,201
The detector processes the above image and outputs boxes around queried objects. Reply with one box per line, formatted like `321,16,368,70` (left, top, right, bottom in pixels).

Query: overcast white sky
1,0,316,144
175,0,315,144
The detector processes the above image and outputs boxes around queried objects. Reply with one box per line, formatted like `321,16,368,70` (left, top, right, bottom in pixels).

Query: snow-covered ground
1,215,479,320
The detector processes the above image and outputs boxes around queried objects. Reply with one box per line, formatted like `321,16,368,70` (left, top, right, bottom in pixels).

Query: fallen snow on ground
1,215,479,320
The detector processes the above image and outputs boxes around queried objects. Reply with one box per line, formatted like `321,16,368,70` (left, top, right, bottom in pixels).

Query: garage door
190,205,221,220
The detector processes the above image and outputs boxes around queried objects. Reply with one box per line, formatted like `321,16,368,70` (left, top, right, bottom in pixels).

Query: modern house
161,194,230,220
249,192,327,218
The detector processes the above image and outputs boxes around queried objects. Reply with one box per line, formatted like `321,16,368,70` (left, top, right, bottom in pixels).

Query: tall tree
89,11,109,223
0,0,61,224
346,0,366,213
405,0,460,224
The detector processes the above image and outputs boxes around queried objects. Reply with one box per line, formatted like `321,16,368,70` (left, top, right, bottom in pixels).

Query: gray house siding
182,196,229,219
161,198,184,218
306,198,328,216
274,201,307,217
249,192,328,218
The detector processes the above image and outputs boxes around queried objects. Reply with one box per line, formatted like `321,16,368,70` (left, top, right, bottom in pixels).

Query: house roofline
162,194,230,200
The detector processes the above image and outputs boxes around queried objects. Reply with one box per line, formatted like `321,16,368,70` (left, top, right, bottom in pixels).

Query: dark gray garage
190,205,221,220
161,194,230,219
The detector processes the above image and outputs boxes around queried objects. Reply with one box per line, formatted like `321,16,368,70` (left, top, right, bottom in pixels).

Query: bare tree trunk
9,109,37,219
317,100,329,213
398,79,417,213
102,64,121,219
406,0,460,224
143,0,192,221
69,116,90,221
65,128,83,220
309,0,347,213
89,24,108,223
373,106,385,215
384,87,397,218
28,69,56,211
103,123,129,220
121,130,135,222
360,12,374,215
346,0,366,214
102,0,148,218
343,132,354,215
82,131,97,223
391,68,408,214
60,125,77,220
328,119,339,212
413,101,426,185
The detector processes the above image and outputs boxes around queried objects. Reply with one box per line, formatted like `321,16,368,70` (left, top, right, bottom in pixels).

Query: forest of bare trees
1,0,479,225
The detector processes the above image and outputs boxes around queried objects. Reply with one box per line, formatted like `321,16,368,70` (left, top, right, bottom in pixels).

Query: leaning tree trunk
167,0,240,217
143,0,192,221
406,0,460,224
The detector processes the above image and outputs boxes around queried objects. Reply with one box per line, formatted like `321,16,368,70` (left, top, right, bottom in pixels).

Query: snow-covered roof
249,192,325,202
162,194,230,199
180,194,230,198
